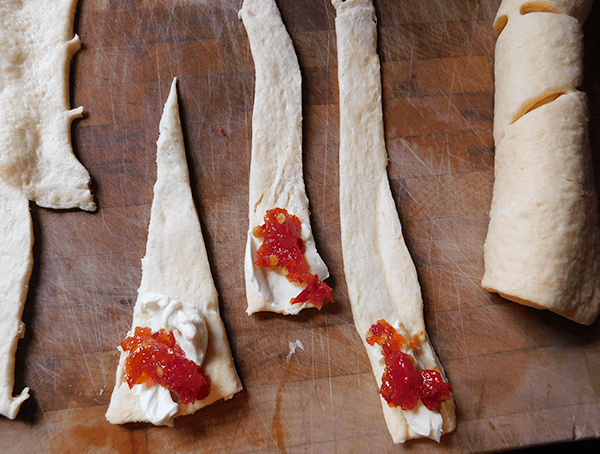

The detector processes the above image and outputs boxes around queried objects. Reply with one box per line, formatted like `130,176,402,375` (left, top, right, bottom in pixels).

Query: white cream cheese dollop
403,404,444,442
245,221,329,315
130,292,208,426
371,320,444,441
134,382,178,426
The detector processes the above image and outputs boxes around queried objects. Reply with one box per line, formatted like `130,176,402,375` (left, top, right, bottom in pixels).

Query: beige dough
106,79,242,424
240,0,330,315
483,92,600,324
331,0,455,443
483,0,600,325
493,0,593,34
1,0,94,421
0,0,95,211
0,182,33,419
493,12,583,145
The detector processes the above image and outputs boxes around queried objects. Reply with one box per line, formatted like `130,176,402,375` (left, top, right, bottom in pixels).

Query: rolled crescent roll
482,92,600,324
482,0,600,325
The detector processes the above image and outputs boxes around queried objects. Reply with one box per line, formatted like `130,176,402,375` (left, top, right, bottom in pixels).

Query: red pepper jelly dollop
253,207,333,307
121,326,211,404
366,320,452,411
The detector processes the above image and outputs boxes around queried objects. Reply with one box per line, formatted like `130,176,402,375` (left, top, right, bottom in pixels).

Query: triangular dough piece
240,0,331,315
0,182,33,420
0,0,95,211
106,79,242,425
331,0,455,443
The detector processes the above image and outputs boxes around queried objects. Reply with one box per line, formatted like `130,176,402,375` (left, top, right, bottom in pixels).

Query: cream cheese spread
131,292,208,426
134,381,179,426
403,404,444,442
245,221,329,315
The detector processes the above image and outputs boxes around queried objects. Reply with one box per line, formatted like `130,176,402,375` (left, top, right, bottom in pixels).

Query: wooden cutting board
2,0,600,452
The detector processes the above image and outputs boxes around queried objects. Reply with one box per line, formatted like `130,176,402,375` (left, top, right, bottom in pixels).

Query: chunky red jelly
254,208,333,307
121,326,210,404
366,320,452,411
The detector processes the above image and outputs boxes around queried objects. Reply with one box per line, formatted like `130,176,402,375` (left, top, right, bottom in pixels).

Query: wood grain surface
2,0,600,452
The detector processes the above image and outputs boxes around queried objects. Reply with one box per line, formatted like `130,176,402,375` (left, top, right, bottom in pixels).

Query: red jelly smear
254,208,333,307
366,320,452,411
121,326,210,404
420,369,452,412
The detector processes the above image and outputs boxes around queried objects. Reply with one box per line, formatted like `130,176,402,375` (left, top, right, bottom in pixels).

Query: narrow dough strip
240,0,330,315
331,0,455,443
0,0,95,211
0,182,33,420
106,79,242,424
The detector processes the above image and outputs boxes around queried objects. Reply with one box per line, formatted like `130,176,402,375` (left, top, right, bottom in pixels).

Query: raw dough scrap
0,0,95,211
1,0,92,421
331,0,455,443
0,182,33,419
106,79,242,425
240,0,330,315
483,0,600,325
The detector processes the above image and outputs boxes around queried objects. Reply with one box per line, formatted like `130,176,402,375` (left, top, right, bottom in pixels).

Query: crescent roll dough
483,92,600,324
483,0,600,324
0,183,33,419
240,0,330,315
1,0,93,421
332,0,455,443
0,0,95,211
106,79,242,424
